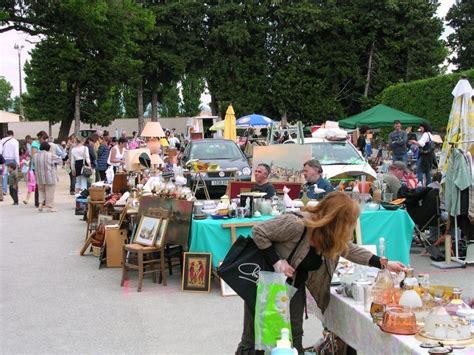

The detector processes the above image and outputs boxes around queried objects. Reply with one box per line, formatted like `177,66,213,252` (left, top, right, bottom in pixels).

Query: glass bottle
301,185,309,206
370,256,394,325
445,288,471,316
399,268,423,322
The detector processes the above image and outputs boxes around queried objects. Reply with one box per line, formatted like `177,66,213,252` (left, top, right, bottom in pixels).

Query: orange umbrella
223,104,236,141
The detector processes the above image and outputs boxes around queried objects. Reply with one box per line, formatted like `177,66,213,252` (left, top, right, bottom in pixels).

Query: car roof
285,137,350,144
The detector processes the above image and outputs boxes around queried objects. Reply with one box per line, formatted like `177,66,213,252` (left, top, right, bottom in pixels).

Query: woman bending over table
236,191,406,354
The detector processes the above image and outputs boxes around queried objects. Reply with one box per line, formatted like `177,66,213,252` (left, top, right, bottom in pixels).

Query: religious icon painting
182,253,212,293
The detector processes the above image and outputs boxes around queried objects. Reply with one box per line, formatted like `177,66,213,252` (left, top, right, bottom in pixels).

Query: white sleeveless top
107,146,124,167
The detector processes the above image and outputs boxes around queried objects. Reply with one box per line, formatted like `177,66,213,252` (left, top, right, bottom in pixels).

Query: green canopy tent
338,104,428,129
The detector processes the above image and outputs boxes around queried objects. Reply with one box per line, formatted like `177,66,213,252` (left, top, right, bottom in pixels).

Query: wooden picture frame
218,262,237,297
98,214,113,225
154,219,168,248
133,215,162,246
118,205,128,228
182,252,212,293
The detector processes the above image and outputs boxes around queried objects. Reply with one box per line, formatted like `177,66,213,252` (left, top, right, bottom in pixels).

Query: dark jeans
392,153,408,164
98,169,107,182
69,172,76,193
9,186,18,204
236,286,306,354
35,184,39,207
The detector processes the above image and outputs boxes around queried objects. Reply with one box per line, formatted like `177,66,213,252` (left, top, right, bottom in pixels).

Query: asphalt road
0,167,472,354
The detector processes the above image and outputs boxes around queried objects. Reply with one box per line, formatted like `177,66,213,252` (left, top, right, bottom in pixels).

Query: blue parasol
236,113,274,127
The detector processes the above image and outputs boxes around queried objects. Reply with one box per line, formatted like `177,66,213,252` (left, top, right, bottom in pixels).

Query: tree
181,75,205,117
21,1,153,139
446,0,474,71
0,76,13,110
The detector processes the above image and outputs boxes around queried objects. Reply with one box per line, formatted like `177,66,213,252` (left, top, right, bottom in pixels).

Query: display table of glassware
322,288,473,355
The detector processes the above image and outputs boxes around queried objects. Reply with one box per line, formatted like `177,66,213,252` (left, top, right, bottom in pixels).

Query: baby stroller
400,187,445,261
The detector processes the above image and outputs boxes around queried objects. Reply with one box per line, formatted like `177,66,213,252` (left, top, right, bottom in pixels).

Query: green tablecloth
189,209,414,268
359,208,414,265
189,216,273,267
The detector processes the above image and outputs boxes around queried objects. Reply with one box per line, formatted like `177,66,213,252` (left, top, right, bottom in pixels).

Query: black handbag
218,228,305,311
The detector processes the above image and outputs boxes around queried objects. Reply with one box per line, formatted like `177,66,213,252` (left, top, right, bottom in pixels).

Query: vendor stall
189,208,414,267
324,288,473,354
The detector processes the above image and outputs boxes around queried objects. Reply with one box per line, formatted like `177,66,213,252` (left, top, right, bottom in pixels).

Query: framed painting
252,145,312,183
133,215,161,246
154,219,168,248
138,196,194,249
98,214,113,225
182,252,212,293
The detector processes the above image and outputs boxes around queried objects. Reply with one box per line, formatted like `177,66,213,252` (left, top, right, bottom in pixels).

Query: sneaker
70,191,75,195
12,203,18,205
23,200,28,205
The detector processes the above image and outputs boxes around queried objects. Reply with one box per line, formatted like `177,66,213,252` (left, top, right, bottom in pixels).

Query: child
23,169,36,205
7,162,18,205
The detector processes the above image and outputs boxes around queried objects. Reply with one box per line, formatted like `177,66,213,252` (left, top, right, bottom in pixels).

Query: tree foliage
446,0,474,71
378,68,474,131
0,76,13,110
2,0,453,136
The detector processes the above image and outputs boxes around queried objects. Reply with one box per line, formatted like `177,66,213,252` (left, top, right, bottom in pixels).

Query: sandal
23,200,28,205
47,208,57,213
38,204,44,212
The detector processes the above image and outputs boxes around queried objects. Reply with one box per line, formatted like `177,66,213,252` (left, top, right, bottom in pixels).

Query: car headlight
242,167,251,176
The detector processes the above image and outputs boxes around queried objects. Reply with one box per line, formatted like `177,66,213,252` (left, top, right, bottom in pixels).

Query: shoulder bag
420,134,434,155
218,226,306,311
81,147,93,177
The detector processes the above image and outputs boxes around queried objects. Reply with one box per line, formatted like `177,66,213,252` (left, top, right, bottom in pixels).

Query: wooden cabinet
105,227,127,268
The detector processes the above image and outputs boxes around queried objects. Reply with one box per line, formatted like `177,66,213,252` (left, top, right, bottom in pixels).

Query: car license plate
211,180,228,186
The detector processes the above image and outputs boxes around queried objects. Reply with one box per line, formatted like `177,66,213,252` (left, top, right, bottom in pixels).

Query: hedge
378,68,474,131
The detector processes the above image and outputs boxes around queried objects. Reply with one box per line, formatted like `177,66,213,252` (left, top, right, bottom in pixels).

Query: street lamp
13,43,24,118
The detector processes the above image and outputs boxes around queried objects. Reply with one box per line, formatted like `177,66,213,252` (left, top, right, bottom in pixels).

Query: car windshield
189,141,243,160
310,142,365,165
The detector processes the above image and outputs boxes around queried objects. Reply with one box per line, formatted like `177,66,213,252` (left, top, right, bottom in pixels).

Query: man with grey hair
251,163,275,198
301,159,334,199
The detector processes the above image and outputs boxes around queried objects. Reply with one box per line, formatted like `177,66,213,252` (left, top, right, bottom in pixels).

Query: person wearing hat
381,161,409,197
408,123,435,186
389,120,408,163
300,159,334,200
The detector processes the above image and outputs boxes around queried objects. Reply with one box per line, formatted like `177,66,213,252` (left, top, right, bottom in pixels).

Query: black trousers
9,186,18,204
236,286,306,354
98,169,106,182
69,172,76,193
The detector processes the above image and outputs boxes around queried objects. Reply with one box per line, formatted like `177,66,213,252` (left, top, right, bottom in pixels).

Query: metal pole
14,43,24,118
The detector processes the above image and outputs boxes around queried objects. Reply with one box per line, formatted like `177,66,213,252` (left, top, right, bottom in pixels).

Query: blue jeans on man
392,153,408,164
2,158,16,194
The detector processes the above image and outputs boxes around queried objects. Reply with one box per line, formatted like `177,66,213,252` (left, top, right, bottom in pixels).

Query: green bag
254,271,292,352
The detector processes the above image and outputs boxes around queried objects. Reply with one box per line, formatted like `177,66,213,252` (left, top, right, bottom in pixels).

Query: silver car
181,139,252,196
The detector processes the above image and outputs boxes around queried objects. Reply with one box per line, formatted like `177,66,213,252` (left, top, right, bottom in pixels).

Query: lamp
141,122,166,154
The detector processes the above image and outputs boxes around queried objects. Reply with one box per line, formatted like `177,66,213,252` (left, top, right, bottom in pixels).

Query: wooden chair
120,207,170,292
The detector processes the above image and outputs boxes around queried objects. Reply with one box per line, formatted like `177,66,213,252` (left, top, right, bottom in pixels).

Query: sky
0,0,456,98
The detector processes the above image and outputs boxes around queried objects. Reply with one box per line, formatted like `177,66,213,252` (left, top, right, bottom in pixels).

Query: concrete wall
7,117,192,140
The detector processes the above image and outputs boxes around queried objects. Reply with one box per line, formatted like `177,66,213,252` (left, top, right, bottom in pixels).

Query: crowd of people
356,120,440,189
0,128,182,211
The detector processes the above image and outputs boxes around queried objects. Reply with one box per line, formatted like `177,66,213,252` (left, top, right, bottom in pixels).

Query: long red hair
302,191,360,259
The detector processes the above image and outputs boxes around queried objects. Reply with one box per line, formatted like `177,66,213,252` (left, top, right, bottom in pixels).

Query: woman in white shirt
108,137,127,172
409,123,435,186
70,137,91,193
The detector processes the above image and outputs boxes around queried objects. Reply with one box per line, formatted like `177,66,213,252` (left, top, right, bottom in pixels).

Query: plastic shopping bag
254,271,292,352
105,166,114,184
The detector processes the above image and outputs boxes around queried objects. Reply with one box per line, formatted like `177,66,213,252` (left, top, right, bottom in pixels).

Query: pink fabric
27,170,36,192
